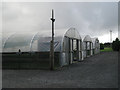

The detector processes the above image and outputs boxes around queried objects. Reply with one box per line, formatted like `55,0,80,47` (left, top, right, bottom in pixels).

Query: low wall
2,52,60,70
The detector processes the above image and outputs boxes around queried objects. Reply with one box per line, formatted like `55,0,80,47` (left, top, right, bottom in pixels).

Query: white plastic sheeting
83,35,92,42
2,28,81,53
92,38,100,54
1,28,100,67
82,35,93,58
3,33,36,52
1,28,82,66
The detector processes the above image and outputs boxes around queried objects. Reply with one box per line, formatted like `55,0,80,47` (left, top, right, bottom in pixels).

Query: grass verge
100,47,113,52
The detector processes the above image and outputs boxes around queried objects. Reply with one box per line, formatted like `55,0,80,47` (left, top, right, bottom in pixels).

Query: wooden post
50,9,55,70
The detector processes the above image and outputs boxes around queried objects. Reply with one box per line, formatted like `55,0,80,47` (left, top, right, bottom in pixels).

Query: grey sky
118,2,120,39
2,2,118,43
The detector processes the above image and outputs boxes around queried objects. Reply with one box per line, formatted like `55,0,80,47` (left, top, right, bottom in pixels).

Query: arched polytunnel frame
83,35,93,58
59,28,82,66
94,38,100,54
2,28,83,68
2,32,38,53
92,38,100,49
2,28,82,52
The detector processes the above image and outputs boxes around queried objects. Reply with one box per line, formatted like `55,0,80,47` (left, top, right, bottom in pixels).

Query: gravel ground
2,52,118,88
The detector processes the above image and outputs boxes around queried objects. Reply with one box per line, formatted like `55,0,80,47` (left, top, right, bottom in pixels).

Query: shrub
104,42,111,47
100,43,104,50
112,38,120,51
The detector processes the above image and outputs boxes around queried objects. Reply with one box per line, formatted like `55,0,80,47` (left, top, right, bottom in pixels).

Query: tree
104,42,111,47
112,38,120,51
100,43,104,50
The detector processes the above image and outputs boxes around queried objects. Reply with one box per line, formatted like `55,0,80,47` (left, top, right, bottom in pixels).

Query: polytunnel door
91,42,93,56
86,42,91,57
64,37,71,65
69,38,73,64
78,40,82,61
73,39,79,62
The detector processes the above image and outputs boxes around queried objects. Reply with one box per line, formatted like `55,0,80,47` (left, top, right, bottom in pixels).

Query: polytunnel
57,28,82,66
92,38,100,54
2,32,37,53
82,35,93,58
2,28,82,68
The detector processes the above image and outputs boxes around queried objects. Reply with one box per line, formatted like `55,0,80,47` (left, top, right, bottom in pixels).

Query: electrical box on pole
50,9,55,70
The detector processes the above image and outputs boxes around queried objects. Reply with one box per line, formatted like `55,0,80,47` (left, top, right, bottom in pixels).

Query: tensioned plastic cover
82,42,92,50
83,35,92,42
92,38,100,49
2,28,82,53
3,32,36,52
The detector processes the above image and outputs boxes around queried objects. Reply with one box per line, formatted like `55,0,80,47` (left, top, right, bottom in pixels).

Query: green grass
100,47,113,52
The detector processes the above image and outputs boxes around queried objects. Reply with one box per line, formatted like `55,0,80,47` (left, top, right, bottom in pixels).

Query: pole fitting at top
51,18,55,22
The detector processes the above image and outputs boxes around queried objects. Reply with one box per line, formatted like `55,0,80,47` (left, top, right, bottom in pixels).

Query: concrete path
2,52,118,88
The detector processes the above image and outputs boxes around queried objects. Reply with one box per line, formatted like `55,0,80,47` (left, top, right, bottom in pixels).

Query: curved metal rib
29,32,39,52
3,33,16,50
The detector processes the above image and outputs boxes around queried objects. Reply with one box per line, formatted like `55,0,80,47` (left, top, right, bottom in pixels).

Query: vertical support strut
50,9,55,70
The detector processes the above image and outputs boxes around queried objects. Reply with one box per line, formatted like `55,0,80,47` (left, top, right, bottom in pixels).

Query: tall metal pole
110,30,112,47
50,9,55,70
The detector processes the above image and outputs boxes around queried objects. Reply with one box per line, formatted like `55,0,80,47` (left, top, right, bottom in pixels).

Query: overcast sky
2,2,118,43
